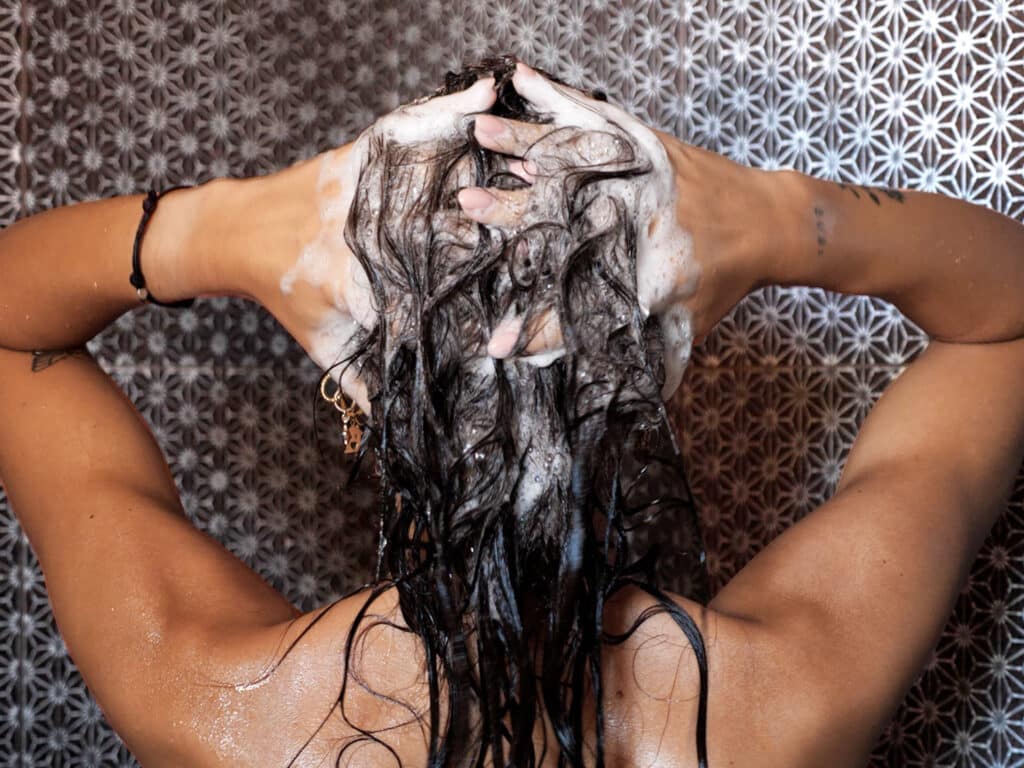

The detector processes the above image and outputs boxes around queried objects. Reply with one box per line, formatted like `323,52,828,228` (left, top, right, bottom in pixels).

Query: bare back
2,327,1023,767
163,584,767,768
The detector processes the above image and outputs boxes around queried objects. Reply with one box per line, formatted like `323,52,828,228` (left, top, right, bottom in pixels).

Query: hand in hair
459,61,774,398
250,77,498,414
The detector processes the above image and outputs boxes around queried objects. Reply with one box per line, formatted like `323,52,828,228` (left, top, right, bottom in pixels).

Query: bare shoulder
601,584,836,768
181,583,841,768
167,585,431,767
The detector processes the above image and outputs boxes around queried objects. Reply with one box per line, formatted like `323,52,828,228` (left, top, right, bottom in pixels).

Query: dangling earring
319,372,364,454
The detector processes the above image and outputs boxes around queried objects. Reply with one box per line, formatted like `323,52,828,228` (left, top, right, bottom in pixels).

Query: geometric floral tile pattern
674,1,1024,760
0,1,1021,766
0,2,23,762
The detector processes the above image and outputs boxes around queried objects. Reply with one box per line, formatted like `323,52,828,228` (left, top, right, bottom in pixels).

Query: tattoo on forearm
813,205,827,257
31,347,88,372
836,182,905,205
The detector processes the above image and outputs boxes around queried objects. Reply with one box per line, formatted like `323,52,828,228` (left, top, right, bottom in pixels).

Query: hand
244,78,498,414
458,62,773,398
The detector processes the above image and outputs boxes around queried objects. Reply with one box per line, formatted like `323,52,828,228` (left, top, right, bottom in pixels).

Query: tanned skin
1,106,1024,766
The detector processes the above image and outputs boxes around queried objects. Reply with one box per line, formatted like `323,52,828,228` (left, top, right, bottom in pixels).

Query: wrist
142,179,250,302
754,167,814,289
765,169,883,298
143,161,324,305
192,178,259,299
224,157,323,308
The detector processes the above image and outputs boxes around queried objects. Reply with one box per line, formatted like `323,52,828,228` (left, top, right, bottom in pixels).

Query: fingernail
475,114,508,139
510,159,538,183
469,76,494,93
487,315,524,358
458,187,494,214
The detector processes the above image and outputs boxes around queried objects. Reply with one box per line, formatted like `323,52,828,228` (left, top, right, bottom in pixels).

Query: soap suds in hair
280,77,500,410
509,62,699,398
289,56,707,768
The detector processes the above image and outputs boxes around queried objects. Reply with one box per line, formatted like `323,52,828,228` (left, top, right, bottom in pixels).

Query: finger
377,77,497,143
426,76,497,116
546,129,636,169
474,113,552,157
337,365,371,418
511,62,570,111
458,186,532,227
512,62,660,160
518,346,567,367
512,62,608,131
342,246,376,331
486,311,523,359
521,309,564,357
307,310,373,416
507,158,538,183
431,208,482,248
486,308,566,363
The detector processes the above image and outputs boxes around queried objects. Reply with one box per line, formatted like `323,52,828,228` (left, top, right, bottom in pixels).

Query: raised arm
0,79,500,763
0,167,320,351
0,145,338,766
764,168,1024,343
694,161,1024,764
442,64,1024,764
640,132,1024,348
0,75,499,411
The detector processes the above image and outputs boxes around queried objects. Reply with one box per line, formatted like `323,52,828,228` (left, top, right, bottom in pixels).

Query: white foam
512,64,700,398
512,400,568,518
279,80,501,412
658,304,695,400
518,347,566,367
375,78,496,144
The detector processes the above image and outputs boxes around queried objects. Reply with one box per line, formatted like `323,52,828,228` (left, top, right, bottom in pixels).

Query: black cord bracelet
129,186,196,309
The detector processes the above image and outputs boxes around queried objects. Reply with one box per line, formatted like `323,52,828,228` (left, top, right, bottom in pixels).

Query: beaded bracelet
129,186,196,309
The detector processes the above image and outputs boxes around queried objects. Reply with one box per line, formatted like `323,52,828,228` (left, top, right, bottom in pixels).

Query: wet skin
2,66,1024,766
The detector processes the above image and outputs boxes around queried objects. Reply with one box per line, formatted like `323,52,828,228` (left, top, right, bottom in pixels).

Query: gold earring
319,372,364,454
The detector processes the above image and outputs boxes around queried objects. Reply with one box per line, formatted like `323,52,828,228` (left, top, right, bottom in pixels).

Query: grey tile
4,0,1024,766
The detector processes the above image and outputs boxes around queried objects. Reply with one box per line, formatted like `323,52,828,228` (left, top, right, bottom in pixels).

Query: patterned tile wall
0,1,1021,766
0,4,23,763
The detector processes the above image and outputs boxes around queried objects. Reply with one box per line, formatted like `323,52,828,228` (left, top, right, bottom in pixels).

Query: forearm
772,170,1024,342
0,169,314,352
0,185,212,351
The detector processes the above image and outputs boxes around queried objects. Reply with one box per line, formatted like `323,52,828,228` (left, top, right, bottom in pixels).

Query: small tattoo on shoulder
836,181,905,206
813,205,827,258
31,347,89,372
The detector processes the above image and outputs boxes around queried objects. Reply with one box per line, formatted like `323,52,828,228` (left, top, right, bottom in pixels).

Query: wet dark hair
295,56,707,767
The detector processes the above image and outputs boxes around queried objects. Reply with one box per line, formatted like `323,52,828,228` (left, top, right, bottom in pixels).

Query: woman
1,60,1023,767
